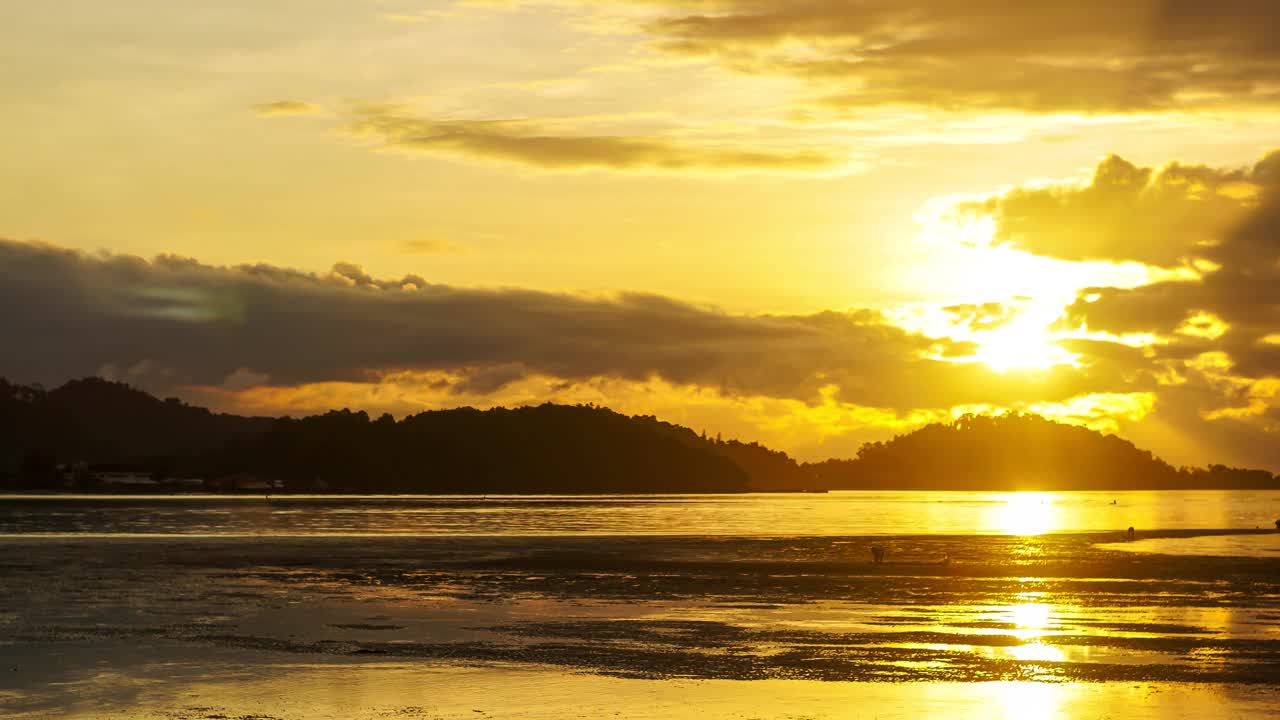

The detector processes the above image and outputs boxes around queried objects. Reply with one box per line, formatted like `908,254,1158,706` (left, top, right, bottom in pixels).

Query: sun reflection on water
1002,600,1067,664
1009,602,1051,636
996,681,1063,720
995,492,1058,535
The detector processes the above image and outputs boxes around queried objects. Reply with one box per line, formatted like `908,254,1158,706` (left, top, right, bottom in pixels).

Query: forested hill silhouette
214,404,749,493
1,378,750,493
805,413,1277,491
2,377,1276,492
0,377,271,473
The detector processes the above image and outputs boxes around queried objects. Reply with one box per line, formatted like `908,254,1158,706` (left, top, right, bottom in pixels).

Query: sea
1,490,1278,719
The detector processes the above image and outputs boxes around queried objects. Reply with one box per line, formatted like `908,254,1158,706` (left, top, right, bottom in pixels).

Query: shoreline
4,522,1280,716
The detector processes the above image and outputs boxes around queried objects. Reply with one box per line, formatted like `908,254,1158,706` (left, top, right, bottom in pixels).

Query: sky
3,0,1280,469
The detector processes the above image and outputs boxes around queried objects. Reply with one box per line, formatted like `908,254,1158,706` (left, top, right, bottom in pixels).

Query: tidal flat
2,526,1280,719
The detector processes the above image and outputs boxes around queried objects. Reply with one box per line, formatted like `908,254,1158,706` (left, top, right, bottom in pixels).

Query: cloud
252,100,324,117
399,239,470,255
941,301,1022,332
634,0,1280,113
5,227,1279,467
899,147,1280,467
1055,151,1280,356
950,153,1275,266
1032,151,1280,468
221,367,271,391
1064,196,1280,376
0,238,1124,414
344,108,846,172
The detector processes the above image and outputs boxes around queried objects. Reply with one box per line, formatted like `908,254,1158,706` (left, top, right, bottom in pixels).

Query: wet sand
2,531,1279,717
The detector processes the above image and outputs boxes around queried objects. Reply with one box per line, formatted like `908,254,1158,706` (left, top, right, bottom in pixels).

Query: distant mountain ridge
1,377,1275,492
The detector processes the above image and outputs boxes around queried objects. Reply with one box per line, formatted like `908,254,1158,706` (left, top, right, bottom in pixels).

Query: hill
213,404,750,493
806,413,1277,491
1,378,1275,492
0,377,272,481
0,378,750,493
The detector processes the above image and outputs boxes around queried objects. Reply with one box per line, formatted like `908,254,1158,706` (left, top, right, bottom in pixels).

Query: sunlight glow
968,322,1079,373
1026,392,1157,434
1002,601,1065,663
1009,602,1051,635
892,299,1080,373
996,681,1063,720
996,492,1058,535
1176,310,1229,340
1007,643,1066,663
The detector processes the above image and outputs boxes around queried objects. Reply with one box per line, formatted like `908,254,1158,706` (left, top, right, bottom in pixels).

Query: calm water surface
2,490,1278,537
4,491,1280,719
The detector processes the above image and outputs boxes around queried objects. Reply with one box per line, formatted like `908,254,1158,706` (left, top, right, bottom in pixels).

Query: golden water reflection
38,662,1276,719
982,488,1223,537
997,681,1063,720
2,489,1267,536
1002,600,1067,664
994,492,1058,535
1008,601,1051,637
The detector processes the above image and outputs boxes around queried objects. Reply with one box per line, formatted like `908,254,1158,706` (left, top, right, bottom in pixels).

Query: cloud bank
0,238,1123,414
635,0,1280,112
951,149,1280,468
955,153,1277,266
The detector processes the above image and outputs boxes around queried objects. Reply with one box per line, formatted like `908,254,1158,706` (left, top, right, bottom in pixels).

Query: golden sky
3,0,1280,469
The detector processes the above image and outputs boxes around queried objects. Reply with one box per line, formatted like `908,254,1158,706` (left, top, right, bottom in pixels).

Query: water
3,489,1278,537
3,491,1280,718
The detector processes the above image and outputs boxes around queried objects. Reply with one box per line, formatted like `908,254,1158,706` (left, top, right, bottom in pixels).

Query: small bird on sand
1126,526,1136,541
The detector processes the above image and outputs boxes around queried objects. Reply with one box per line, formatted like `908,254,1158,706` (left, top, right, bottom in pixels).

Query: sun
970,323,1078,373
889,293,1080,374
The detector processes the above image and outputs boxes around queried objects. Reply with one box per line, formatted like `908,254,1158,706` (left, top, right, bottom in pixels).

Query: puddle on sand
1098,533,1280,558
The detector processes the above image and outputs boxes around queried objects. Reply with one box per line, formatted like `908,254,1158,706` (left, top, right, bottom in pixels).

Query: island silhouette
2,377,1275,494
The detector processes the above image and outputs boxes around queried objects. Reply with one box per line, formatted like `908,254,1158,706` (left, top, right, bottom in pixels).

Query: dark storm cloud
0,238,1119,410
638,0,1280,112
345,109,842,172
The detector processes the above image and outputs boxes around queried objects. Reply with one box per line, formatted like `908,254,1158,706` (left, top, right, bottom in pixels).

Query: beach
2,493,1279,718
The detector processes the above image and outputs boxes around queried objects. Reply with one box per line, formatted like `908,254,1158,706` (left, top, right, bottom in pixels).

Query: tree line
1,378,1275,492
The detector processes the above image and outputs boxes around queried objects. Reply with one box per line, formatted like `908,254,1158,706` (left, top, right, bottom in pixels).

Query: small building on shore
92,469,160,489
209,473,284,493
164,476,206,490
